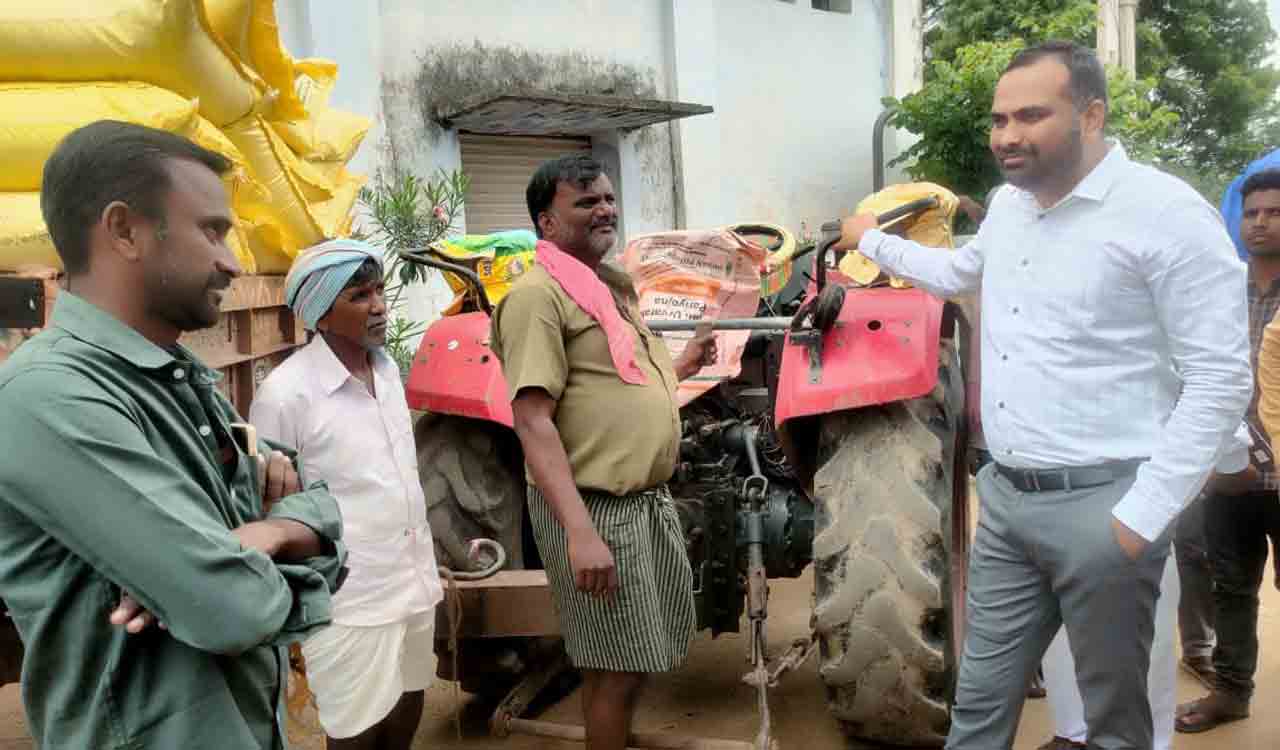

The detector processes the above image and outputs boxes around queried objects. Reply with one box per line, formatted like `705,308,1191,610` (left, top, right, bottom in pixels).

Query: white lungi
300,610,437,739
1042,551,1178,750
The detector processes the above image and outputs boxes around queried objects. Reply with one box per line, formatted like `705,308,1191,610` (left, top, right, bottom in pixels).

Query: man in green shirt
0,120,347,749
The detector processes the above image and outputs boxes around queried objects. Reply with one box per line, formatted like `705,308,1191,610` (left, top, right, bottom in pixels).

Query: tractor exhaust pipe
872,108,893,192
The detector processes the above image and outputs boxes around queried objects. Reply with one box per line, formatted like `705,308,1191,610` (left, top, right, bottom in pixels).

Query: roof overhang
436,90,713,135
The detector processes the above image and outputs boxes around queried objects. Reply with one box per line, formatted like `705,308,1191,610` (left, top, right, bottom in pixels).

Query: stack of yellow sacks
0,0,370,274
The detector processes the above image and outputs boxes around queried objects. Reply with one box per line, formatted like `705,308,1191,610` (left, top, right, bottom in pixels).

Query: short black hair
343,257,383,290
1005,40,1109,117
1242,170,1280,201
41,120,233,276
526,154,606,238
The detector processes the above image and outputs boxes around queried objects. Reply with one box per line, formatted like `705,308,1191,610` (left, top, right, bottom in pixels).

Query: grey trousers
946,464,1171,750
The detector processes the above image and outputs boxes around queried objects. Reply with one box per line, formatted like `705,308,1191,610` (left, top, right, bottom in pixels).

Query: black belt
994,459,1146,493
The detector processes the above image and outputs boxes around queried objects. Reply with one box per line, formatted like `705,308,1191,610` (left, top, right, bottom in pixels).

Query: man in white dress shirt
837,41,1251,749
251,239,444,750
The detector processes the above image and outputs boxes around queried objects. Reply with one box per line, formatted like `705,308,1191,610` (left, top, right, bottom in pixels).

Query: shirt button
173,368,186,381
998,401,1006,408
1011,307,1020,314
198,425,212,437
1020,258,1029,267
1001,354,1009,361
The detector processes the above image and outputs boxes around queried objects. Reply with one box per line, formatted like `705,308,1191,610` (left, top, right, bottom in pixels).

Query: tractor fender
774,287,946,427
405,312,514,427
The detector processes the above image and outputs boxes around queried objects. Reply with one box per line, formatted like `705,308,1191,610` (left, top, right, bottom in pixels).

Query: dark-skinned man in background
1182,168,1280,733
252,239,444,750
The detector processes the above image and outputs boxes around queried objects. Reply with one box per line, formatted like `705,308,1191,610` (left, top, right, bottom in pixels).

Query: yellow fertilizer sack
839,182,958,288
237,181,361,274
0,193,60,271
0,82,253,192
312,174,364,235
226,114,331,256
236,218,293,273
433,230,538,315
270,59,371,162
205,0,304,120
0,192,257,274
623,229,766,407
0,0,267,126
228,115,363,266
302,159,352,186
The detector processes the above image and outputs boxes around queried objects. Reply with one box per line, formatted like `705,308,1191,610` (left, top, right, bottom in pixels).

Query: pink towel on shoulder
535,240,648,385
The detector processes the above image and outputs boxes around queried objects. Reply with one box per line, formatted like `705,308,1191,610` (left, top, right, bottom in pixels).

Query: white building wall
695,0,892,234
276,0,918,326
376,0,675,237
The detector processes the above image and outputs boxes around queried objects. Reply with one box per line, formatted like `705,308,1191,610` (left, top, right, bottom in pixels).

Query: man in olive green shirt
492,155,714,750
0,121,346,749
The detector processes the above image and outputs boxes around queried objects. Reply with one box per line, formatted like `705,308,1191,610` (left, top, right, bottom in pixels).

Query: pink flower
433,205,447,221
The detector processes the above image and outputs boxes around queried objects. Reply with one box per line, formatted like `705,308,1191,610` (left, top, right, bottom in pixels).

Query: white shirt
859,144,1252,541
250,336,443,626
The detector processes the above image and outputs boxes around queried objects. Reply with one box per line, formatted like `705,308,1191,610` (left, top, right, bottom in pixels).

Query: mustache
591,219,617,230
996,148,1033,158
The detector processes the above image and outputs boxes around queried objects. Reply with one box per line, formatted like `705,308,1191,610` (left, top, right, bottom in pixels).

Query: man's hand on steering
833,212,878,252
675,329,718,380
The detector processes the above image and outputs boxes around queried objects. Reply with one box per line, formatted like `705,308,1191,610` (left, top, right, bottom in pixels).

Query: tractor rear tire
811,343,966,747
415,414,537,700
415,414,526,571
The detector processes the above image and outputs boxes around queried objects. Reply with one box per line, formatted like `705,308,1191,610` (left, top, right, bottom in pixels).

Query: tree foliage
358,169,470,375
902,0,1278,200
886,39,1179,201
1139,1,1280,183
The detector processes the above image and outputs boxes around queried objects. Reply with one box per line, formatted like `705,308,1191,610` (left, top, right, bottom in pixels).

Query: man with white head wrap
252,238,444,750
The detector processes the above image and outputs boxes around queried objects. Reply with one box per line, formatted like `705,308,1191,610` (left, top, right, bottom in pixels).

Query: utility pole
1097,0,1138,75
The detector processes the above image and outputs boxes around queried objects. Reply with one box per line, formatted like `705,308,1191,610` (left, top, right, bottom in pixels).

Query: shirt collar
51,293,183,372
302,334,391,395
1011,141,1130,211
1068,141,1128,203
1247,270,1280,299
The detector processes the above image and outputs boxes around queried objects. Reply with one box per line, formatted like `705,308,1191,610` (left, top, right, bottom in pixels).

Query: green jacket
0,293,347,749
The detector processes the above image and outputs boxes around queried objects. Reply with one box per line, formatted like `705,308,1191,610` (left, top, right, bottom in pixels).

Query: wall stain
372,39,676,230
412,40,660,141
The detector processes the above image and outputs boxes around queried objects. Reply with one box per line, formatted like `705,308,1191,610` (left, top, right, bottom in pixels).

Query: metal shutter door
459,134,591,235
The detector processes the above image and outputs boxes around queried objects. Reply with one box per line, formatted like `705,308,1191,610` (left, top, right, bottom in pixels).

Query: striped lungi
528,484,695,673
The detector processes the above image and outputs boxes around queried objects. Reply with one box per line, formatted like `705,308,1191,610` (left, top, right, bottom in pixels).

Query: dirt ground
0,545,1277,749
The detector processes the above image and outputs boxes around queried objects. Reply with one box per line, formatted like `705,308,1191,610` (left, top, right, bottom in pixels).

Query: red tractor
402,194,972,747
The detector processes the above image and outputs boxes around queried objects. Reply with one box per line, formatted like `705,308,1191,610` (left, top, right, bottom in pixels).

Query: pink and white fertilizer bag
622,229,766,406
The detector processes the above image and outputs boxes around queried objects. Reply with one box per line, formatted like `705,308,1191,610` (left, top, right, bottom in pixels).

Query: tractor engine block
671,411,814,637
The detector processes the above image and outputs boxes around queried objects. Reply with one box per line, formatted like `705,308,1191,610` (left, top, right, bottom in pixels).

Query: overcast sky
1271,0,1280,64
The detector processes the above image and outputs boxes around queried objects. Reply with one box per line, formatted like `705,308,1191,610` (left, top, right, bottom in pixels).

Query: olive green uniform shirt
0,293,347,749
492,262,681,495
